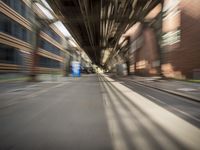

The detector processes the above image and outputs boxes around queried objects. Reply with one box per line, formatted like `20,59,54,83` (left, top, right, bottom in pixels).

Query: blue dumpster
71,61,81,77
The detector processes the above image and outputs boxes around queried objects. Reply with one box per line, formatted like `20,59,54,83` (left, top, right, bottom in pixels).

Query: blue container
71,61,81,77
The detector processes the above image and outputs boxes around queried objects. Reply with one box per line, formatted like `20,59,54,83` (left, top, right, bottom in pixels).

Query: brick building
161,0,200,79
127,0,200,79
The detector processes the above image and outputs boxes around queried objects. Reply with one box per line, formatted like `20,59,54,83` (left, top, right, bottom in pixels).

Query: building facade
0,0,69,76
125,0,200,79
161,0,200,79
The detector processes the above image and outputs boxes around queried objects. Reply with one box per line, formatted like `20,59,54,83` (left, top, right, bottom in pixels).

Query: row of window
2,0,32,21
39,38,61,56
0,44,21,65
42,26,62,44
39,56,60,68
0,13,32,43
0,44,61,69
2,0,63,45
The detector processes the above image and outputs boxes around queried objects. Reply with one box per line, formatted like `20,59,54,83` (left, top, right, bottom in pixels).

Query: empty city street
0,74,200,150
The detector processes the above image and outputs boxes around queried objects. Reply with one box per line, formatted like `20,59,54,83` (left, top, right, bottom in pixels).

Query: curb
0,77,28,83
129,79,200,103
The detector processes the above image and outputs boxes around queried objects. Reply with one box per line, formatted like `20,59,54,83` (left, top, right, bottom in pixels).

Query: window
162,30,181,46
39,38,61,56
42,27,62,44
0,13,32,43
1,0,10,5
39,56,60,68
0,44,15,64
22,28,27,41
1,0,32,21
4,21,11,34
12,23,19,38
21,3,26,18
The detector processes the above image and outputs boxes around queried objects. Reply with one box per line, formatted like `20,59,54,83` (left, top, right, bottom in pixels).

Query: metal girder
47,0,163,66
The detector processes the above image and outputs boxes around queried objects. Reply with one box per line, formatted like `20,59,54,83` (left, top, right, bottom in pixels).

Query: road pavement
0,74,200,150
0,75,112,150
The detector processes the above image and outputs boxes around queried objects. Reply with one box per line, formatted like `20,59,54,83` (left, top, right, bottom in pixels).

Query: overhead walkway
0,74,200,150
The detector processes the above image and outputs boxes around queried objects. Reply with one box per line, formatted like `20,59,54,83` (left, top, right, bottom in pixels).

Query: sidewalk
100,74,200,150
0,74,72,83
127,75,200,102
0,74,28,83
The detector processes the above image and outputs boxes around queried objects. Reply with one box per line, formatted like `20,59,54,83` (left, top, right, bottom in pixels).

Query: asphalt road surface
0,74,200,150
0,75,112,150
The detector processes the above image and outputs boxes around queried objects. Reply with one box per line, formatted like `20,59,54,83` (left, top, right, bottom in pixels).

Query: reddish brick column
162,0,200,79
